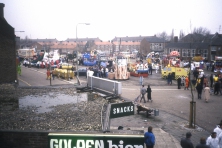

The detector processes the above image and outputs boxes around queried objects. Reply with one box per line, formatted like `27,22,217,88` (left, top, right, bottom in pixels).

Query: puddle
19,93,87,113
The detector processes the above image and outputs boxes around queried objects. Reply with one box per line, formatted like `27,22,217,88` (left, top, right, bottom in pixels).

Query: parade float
214,56,222,74
146,51,161,70
161,51,189,80
83,53,97,66
128,62,149,77
192,54,204,69
108,56,130,80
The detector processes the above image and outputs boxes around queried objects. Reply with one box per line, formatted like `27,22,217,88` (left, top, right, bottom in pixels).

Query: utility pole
189,43,196,128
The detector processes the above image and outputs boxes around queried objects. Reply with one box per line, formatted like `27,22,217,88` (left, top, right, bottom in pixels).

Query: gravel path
0,84,112,132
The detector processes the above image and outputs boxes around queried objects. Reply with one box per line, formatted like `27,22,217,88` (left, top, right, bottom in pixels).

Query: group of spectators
180,120,222,148
176,67,222,102
87,65,111,78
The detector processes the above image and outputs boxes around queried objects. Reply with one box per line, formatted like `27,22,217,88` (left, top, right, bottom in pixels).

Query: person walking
210,74,214,88
140,85,146,103
196,137,210,148
167,73,172,85
204,85,211,102
214,81,220,95
46,69,51,80
193,68,199,80
181,76,185,87
206,132,219,148
177,77,182,89
146,85,152,102
149,65,153,75
214,123,222,139
180,132,194,148
218,131,222,148
204,76,208,88
144,126,155,148
196,83,203,99
185,77,190,90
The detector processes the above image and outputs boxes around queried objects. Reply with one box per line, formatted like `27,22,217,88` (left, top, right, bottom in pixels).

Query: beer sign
48,133,144,148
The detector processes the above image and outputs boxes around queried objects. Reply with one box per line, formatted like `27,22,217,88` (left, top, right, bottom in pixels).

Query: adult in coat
147,85,152,102
144,126,155,148
203,76,208,87
185,77,189,90
210,74,213,88
196,137,210,148
167,73,172,85
204,85,210,102
177,77,181,89
196,83,203,99
214,81,220,95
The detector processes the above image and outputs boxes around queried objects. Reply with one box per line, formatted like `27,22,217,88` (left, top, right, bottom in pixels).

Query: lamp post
76,23,90,84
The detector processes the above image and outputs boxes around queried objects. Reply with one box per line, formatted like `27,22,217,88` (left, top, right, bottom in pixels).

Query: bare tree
157,31,168,39
170,29,174,42
179,30,185,39
192,27,211,36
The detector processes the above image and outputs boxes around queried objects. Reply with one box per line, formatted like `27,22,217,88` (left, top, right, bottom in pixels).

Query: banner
48,133,144,148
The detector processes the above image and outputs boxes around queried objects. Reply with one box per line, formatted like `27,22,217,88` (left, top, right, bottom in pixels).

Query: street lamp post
76,23,90,84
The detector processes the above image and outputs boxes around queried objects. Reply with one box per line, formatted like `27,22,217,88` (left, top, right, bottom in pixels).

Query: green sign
48,133,144,148
110,102,134,118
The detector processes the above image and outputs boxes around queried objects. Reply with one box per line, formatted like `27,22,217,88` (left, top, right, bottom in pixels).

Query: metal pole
75,23,90,85
189,43,196,128
76,24,79,83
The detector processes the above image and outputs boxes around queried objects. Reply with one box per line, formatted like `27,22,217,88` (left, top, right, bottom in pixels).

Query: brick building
0,3,17,84
140,36,167,56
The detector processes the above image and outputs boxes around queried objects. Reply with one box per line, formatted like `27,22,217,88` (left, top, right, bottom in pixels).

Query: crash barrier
53,68,75,79
87,76,122,95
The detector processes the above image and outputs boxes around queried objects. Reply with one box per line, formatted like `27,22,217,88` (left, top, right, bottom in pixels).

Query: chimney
174,36,178,42
0,3,5,18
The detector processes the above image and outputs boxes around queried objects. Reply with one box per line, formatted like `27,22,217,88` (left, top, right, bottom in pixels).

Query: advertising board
110,102,134,118
48,133,144,148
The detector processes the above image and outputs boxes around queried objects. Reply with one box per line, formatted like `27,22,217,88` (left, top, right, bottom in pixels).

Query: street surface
18,64,221,147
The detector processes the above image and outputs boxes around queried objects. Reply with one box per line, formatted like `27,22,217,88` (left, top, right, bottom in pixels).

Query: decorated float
128,62,148,77
83,53,97,66
161,51,189,80
107,56,130,80
213,56,222,73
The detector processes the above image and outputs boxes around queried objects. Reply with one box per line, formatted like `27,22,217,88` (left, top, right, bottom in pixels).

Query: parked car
23,59,29,66
74,67,87,76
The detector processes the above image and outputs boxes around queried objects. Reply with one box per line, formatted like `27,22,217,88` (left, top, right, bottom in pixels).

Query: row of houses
18,33,222,61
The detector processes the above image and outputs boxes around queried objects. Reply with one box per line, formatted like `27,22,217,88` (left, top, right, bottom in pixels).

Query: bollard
154,109,159,116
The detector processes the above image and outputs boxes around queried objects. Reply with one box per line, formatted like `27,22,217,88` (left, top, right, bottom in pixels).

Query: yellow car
58,63,73,69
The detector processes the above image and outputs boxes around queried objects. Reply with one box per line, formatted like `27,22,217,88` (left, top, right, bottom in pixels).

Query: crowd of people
175,67,222,102
180,120,222,148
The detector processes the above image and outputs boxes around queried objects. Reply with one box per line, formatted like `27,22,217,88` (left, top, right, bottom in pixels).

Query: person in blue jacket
144,126,155,148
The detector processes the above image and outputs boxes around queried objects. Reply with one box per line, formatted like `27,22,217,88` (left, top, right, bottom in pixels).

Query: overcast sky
1,0,222,41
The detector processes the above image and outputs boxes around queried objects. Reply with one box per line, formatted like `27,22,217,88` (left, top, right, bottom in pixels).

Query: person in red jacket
46,69,51,80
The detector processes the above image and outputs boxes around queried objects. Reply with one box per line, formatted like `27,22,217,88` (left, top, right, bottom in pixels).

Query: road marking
18,78,31,86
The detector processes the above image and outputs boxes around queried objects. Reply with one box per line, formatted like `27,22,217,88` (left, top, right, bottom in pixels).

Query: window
211,46,217,51
191,49,195,57
169,48,172,53
203,49,208,58
187,49,191,57
182,49,186,57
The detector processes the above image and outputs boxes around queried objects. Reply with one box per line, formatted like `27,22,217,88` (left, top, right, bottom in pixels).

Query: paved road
111,71,221,147
18,65,221,147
